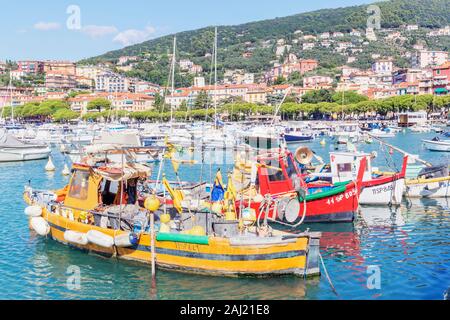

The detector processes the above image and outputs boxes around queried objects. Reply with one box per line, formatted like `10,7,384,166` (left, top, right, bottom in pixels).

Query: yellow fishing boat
23,151,321,278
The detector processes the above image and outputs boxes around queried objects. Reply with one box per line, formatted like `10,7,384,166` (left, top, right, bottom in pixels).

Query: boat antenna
9,71,14,125
271,86,292,126
214,27,218,130
170,36,177,133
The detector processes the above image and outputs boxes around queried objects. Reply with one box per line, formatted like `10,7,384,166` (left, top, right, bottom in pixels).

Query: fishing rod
366,132,432,167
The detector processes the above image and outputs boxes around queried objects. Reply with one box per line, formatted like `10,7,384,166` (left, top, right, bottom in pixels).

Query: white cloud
34,22,61,31
113,26,156,46
81,25,118,38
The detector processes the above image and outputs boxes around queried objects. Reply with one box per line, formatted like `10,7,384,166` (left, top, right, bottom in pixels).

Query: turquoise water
0,130,449,300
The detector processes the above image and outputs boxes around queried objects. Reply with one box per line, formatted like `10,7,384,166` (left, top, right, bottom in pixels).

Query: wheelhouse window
285,156,298,178
337,163,352,173
265,160,286,182
68,170,90,200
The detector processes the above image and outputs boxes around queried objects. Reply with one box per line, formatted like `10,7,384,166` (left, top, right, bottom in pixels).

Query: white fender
30,217,50,236
45,157,56,172
62,164,70,176
86,230,114,248
64,230,89,246
25,206,42,217
114,233,139,248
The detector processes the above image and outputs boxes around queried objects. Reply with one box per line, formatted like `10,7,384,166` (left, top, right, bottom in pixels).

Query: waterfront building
43,61,76,76
432,62,450,95
45,72,77,90
68,92,154,114
75,65,104,81
95,72,130,93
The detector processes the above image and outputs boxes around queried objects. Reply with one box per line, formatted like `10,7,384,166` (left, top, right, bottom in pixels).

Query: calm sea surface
0,130,448,300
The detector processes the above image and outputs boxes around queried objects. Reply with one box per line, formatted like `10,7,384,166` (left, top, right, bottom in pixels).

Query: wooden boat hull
24,193,321,278
248,182,360,224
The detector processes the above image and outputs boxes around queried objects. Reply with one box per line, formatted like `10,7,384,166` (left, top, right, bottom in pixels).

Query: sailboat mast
170,36,177,127
214,27,218,129
9,72,14,125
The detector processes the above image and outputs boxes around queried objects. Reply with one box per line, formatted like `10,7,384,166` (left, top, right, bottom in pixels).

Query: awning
93,163,152,181
435,88,448,94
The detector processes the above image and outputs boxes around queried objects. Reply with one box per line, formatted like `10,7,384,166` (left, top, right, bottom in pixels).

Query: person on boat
127,178,138,205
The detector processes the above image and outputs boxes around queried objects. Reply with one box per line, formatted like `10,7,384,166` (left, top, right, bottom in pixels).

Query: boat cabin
256,149,304,196
328,152,373,184
58,160,152,228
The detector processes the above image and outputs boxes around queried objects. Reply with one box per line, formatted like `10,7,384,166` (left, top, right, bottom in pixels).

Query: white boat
370,129,395,138
0,129,51,162
410,126,431,133
423,138,450,152
406,165,450,198
311,151,407,205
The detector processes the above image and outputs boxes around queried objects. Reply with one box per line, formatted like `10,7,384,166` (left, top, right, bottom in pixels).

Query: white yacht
0,129,51,162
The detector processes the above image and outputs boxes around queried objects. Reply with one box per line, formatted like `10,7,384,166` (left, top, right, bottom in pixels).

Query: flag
225,174,237,202
163,177,184,214
172,160,180,174
211,169,225,202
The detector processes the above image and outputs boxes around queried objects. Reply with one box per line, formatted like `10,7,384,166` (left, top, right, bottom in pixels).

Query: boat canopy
93,132,141,146
93,162,152,182
0,129,42,148
418,165,449,179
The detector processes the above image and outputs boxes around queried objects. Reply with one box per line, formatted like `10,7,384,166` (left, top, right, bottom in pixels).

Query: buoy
30,217,50,236
86,230,114,248
62,164,70,176
114,233,139,248
159,223,171,233
320,139,326,146
64,230,89,246
144,196,161,212
25,206,42,217
242,208,257,226
160,214,171,224
45,157,56,172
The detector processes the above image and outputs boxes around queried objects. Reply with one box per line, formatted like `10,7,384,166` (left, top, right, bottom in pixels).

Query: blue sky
0,0,373,61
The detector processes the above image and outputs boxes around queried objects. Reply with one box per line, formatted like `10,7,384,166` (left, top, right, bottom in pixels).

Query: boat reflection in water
358,205,406,228
33,238,316,300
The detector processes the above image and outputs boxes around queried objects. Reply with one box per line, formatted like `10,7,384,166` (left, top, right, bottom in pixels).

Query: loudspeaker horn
294,146,314,165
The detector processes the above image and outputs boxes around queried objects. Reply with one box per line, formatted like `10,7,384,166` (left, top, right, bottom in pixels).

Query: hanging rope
319,253,339,297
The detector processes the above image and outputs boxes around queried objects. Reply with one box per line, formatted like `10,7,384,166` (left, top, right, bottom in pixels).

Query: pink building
432,62,450,95
17,60,45,75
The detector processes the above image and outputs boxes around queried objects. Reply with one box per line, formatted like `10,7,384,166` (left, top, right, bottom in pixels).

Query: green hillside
80,0,450,86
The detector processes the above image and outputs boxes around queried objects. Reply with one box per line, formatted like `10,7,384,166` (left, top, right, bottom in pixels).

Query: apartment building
412,50,449,68
95,72,130,93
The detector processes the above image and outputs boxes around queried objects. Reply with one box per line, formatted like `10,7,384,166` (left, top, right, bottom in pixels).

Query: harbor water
0,130,449,300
